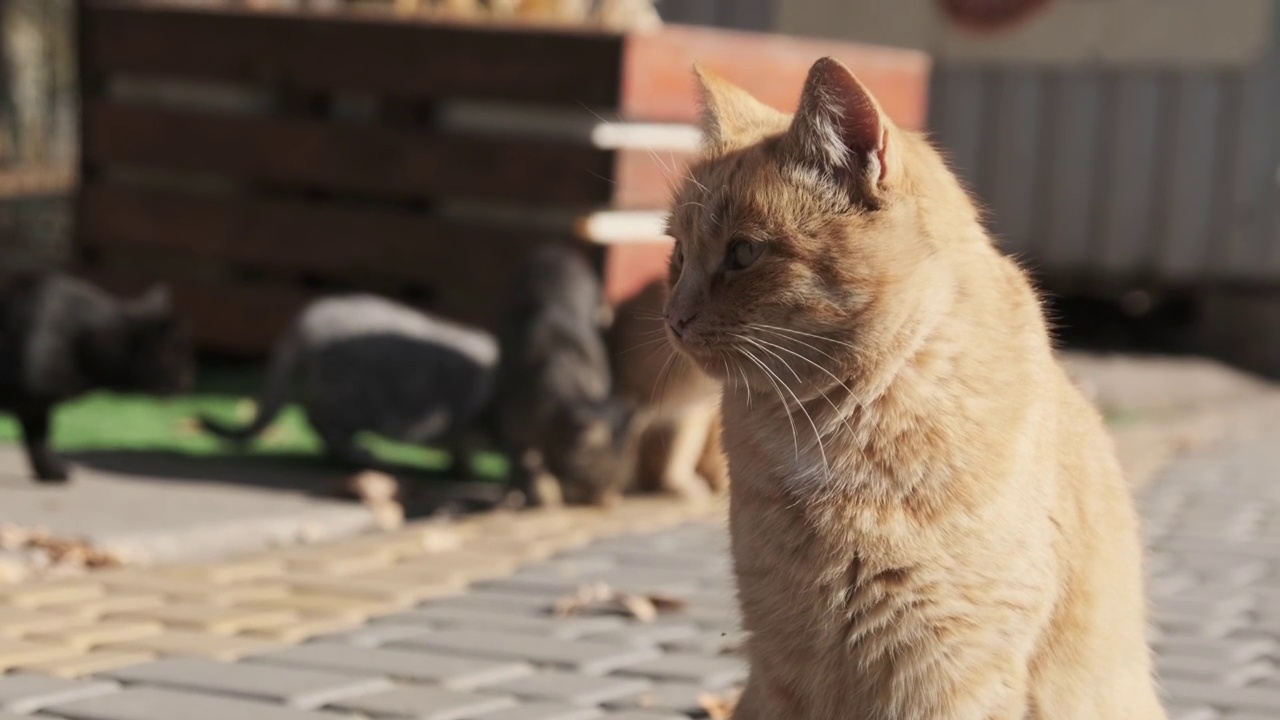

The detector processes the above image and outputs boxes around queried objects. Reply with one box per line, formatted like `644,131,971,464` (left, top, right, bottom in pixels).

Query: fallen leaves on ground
552,582,687,622
698,686,743,720
0,524,124,579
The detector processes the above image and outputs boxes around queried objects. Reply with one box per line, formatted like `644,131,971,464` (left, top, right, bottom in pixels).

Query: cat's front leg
18,405,68,483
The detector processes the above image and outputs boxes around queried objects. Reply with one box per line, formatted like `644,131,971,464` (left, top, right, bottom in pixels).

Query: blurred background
0,0,1276,614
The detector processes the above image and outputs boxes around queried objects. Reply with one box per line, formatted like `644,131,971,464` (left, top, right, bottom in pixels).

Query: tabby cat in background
492,243,639,507
608,279,727,502
0,274,194,482
201,294,498,478
664,59,1165,718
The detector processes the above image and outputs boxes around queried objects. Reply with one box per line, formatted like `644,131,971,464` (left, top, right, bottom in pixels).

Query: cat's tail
198,324,303,444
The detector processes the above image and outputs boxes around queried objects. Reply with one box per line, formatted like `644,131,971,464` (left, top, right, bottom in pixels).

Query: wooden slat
76,184,554,283
83,1,624,107
78,269,313,356
82,2,930,125
83,101,617,205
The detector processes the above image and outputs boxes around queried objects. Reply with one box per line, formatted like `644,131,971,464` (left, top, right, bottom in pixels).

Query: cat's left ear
786,57,897,202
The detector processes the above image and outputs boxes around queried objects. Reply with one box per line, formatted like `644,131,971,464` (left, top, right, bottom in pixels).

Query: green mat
0,367,507,479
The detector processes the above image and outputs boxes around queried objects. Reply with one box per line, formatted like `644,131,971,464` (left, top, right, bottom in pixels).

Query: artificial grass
0,365,507,480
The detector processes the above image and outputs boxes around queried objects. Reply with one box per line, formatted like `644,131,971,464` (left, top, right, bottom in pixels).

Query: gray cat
0,273,194,482
492,243,639,507
200,294,498,472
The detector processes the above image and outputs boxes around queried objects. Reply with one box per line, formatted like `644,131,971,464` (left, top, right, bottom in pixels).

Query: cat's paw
33,461,70,483
663,471,715,503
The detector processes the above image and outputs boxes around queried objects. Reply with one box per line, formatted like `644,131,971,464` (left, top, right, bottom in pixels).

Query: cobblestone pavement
0,436,1273,718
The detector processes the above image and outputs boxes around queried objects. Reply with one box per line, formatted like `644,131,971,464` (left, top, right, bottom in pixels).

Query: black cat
0,274,195,482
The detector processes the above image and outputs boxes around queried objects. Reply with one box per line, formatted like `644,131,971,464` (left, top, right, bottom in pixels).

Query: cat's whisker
739,342,829,480
749,336,861,444
737,343,793,456
742,335,829,476
754,323,860,351
618,336,672,356
650,349,678,409
751,328,889,447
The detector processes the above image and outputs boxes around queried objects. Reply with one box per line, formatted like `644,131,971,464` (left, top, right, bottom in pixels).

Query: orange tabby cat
664,58,1165,719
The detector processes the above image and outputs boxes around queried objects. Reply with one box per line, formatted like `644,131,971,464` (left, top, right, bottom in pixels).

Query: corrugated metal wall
682,0,1280,291
658,0,773,30
928,51,1280,288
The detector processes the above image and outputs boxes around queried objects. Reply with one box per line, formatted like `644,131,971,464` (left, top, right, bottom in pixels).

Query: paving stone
114,604,299,635
0,639,82,671
282,573,460,606
249,643,533,690
462,537,562,562
31,620,164,651
327,686,517,719
1165,704,1219,720
390,631,661,675
0,581,103,608
0,673,120,713
312,623,436,648
99,574,289,604
602,682,705,714
601,714,689,720
471,578,587,598
246,593,401,622
246,616,367,643
0,608,84,638
396,552,520,582
484,672,651,706
1156,653,1273,686
42,687,359,720
44,595,166,620
466,702,602,720
281,548,397,574
386,607,624,640
105,630,281,661
1167,675,1280,712
105,658,393,709
424,594,554,616
336,528,465,559
154,558,286,584
611,653,746,688
15,651,156,679
581,624,699,648
1153,636,1277,665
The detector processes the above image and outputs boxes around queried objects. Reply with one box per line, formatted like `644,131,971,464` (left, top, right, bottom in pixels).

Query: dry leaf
614,592,657,623
553,583,687,623
698,687,742,720
552,582,615,617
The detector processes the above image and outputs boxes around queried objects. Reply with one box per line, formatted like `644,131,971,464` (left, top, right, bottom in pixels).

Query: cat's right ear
785,57,898,203
693,65,781,154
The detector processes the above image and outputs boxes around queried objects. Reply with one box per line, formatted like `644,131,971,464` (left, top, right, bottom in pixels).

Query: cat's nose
665,312,697,337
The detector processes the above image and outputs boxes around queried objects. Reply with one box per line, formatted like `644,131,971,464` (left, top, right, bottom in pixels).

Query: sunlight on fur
663,58,1166,719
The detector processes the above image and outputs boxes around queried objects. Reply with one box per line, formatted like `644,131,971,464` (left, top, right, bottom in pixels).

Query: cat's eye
726,239,762,271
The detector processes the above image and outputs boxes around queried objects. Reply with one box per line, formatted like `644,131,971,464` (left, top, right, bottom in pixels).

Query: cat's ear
693,64,783,154
786,57,896,201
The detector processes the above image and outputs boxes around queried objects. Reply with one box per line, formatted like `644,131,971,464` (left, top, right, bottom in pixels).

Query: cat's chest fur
720,387,1058,717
